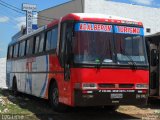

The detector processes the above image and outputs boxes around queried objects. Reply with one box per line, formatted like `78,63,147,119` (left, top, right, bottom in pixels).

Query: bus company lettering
117,26,140,34
79,23,112,32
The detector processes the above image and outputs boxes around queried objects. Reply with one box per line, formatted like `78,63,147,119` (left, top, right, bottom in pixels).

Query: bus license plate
111,93,123,99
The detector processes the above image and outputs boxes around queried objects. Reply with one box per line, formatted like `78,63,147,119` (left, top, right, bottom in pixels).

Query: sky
0,0,160,58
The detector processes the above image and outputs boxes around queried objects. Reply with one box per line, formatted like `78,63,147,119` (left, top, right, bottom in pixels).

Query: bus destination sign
75,23,113,32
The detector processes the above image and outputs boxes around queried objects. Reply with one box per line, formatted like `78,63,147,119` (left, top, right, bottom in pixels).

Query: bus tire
49,82,67,112
12,77,18,96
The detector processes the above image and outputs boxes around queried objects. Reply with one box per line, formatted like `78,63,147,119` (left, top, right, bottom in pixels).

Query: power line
0,0,57,21
0,0,22,11
0,8,19,25
0,2,25,15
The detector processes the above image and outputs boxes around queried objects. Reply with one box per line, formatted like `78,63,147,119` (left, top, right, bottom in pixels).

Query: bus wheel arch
48,78,66,112
12,76,18,96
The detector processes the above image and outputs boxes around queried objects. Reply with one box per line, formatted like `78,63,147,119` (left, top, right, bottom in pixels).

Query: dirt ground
0,88,160,120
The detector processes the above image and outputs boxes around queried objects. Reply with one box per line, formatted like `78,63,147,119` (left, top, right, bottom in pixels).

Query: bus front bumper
74,89,148,107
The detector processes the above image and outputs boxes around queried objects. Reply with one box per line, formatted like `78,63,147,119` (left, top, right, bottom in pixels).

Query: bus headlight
135,84,148,89
82,83,98,90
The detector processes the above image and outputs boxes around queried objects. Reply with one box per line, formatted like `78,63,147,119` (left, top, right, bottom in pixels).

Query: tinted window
59,23,67,57
39,33,45,52
73,32,113,63
13,44,19,58
29,38,34,54
26,40,30,55
8,46,13,59
115,34,147,64
26,38,34,55
51,27,58,50
46,31,52,51
35,36,40,54
19,41,26,57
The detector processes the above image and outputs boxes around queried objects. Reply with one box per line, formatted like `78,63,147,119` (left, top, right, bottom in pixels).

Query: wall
84,0,160,35
38,0,83,27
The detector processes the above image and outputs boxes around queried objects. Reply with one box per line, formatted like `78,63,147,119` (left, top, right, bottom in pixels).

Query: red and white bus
6,13,149,111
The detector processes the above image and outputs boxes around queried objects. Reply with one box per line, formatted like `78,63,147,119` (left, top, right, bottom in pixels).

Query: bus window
51,27,58,50
16,44,19,57
8,46,13,59
45,30,52,51
26,40,30,55
29,38,34,54
13,44,19,58
35,36,40,54
19,43,21,57
7,47,10,59
39,33,45,52
26,38,34,55
13,45,15,58
19,41,26,57
59,23,67,66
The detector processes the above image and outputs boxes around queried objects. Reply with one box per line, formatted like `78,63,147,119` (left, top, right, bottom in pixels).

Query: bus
145,33,160,99
6,13,149,111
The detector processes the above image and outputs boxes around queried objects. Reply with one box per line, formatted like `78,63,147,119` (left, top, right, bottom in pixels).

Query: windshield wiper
120,49,137,70
94,57,105,69
95,39,113,68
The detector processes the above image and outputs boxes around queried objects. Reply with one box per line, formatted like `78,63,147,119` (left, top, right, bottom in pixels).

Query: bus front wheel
49,82,67,112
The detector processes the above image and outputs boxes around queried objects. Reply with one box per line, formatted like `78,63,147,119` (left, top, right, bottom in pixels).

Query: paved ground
0,58,7,89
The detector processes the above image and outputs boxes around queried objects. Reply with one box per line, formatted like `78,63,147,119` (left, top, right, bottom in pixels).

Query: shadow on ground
1,88,157,120
147,98,160,110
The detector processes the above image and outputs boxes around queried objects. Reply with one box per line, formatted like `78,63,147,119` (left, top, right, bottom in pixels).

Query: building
38,0,160,35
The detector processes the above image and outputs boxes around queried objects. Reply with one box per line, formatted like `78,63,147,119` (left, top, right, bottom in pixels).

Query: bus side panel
45,55,66,101
7,54,73,106
44,54,73,106
23,55,50,98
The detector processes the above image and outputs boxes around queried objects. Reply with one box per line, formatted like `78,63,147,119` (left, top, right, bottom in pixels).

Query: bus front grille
98,83,134,88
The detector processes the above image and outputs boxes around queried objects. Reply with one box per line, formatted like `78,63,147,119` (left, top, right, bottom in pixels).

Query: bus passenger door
59,22,73,104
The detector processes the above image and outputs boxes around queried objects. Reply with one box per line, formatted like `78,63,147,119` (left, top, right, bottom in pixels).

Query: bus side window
8,46,13,59
7,47,10,59
12,45,15,58
35,35,40,54
22,41,26,56
39,33,45,52
26,40,30,55
45,30,52,51
59,23,67,67
13,44,19,58
29,37,34,55
51,26,58,51
19,41,26,57
7,46,10,59
19,42,22,57
16,43,19,57
26,38,34,55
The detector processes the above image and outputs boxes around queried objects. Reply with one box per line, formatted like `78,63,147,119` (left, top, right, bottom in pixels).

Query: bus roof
61,13,143,26
9,25,47,46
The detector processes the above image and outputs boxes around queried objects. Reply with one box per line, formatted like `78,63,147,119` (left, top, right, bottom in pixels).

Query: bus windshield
72,22,148,66
115,34,146,65
73,31,114,64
